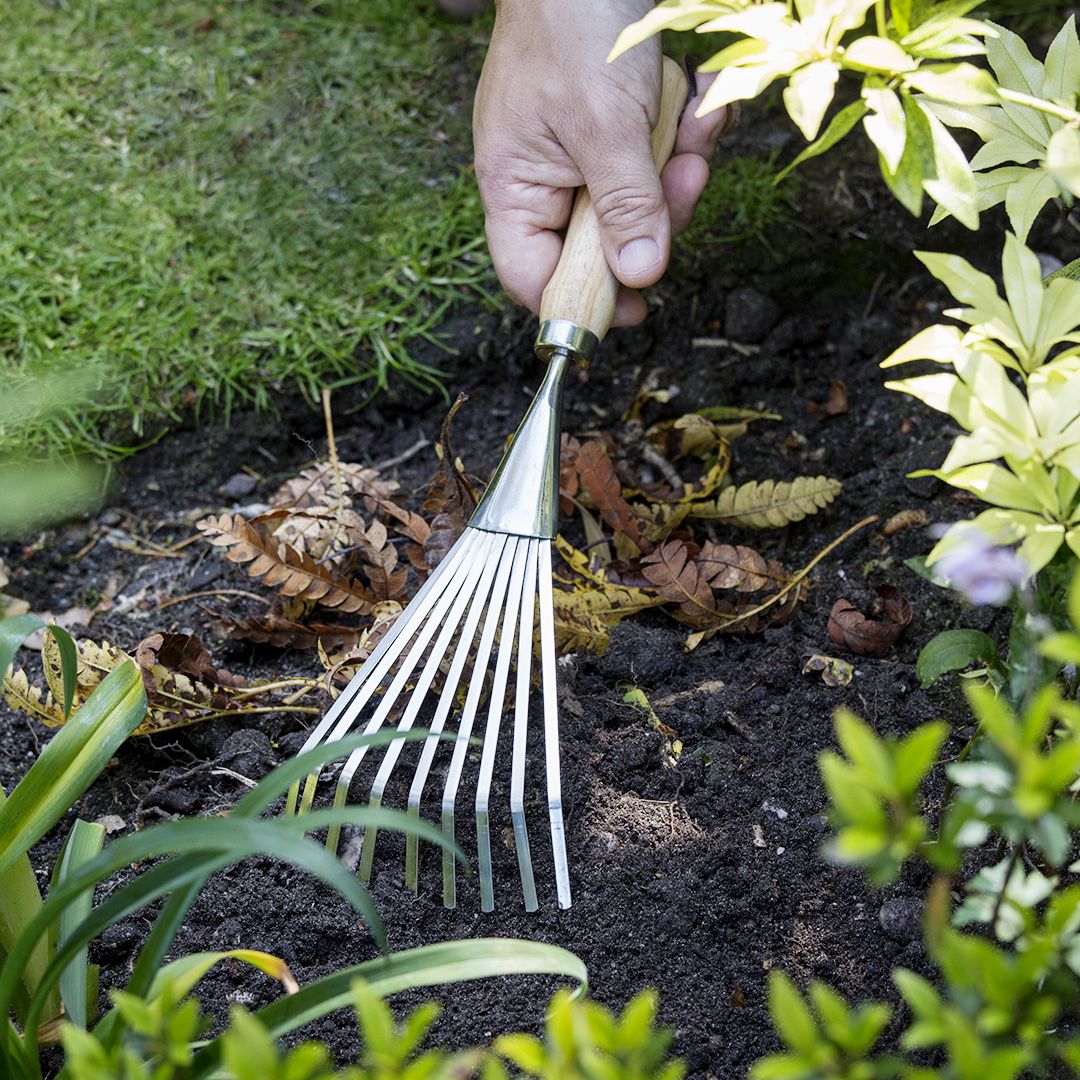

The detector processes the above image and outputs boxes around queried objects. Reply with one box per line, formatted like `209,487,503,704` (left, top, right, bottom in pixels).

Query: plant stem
875,0,887,38
998,88,1080,125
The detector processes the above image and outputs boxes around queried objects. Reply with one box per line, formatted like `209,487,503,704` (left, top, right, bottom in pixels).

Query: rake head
285,523,570,913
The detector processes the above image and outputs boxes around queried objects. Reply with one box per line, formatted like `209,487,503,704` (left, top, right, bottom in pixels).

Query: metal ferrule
534,319,598,365
467,348,570,540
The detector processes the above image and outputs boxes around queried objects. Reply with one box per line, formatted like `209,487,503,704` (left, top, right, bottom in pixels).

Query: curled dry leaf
806,378,849,421
134,632,247,689
883,508,930,537
318,601,403,682
641,540,714,616
828,585,913,656
802,653,855,687
421,394,481,571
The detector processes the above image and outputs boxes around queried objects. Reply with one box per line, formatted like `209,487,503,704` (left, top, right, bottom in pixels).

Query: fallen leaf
883,508,930,536
827,585,912,656
801,653,855,687
806,378,848,421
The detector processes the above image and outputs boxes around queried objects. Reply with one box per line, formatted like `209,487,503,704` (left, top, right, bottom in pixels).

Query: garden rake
286,58,688,912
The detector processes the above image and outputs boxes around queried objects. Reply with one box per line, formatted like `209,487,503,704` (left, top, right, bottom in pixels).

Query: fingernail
618,238,660,277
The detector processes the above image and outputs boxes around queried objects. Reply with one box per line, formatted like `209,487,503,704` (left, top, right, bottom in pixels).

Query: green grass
0,0,494,459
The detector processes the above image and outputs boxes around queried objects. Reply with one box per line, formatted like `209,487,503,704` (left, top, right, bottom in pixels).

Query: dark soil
3,105,1072,1077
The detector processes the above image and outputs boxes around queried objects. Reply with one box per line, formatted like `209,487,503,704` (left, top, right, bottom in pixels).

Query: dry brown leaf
421,394,481,571
575,440,648,557
827,585,912,656
134,633,247,689
217,611,366,651
697,542,777,592
806,378,849,421
197,512,379,613
883,508,930,537
641,540,714,616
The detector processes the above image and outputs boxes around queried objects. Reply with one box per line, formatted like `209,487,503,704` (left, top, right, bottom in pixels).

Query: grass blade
0,661,146,877
0,788,41,1026
0,613,45,682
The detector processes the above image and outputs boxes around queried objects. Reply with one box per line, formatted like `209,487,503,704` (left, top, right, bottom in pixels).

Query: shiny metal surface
467,348,569,539
534,318,598,363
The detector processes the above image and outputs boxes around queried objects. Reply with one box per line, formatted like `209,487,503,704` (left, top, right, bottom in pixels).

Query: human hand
473,0,736,327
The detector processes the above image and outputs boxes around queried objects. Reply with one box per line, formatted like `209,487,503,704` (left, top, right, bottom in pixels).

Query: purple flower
933,530,1029,606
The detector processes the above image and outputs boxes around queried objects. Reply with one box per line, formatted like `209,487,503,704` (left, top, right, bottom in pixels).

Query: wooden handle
538,57,687,343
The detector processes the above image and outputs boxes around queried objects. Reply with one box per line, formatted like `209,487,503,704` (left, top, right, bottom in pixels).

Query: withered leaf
421,394,481,571
691,476,842,528
802,653,855,687
806,378,849,421
135,633,247,689
698,542,777,592
575,440,648,556
217,612,366,651
641,540,714,616
197,512,379,613
827,585,912,656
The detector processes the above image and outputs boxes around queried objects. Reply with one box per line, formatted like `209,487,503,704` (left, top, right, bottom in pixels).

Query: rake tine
436,533,517,906
355,531,507,883
510,538,540,913
538,542,571,909
286,531,479,816
331,536,494,866
476,537,528,912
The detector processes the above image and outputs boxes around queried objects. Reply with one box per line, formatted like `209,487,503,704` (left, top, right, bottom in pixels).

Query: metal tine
317,539,483,852
355,531,508,884
435,532,518,907
538,542,571,908
327,534,495,862
287,531,479,816
510,539,540,913
475,537,529,912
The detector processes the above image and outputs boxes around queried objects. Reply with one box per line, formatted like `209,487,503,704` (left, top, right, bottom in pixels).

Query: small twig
157,588,270,609
691,336,760,356
322,388,343,506
374,436,431,472
989,843,1023,937
211,767,258,788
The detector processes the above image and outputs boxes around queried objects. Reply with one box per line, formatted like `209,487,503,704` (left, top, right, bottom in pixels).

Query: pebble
878,896,923,942
724,287,780,344
218,472,258,500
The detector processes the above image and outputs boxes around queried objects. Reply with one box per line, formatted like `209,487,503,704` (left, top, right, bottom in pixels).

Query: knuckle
590,187,663,230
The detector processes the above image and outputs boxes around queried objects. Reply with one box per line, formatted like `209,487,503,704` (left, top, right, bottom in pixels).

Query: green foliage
1,720,586,1080
612,2,1079,234
916,628,1004,689
927,18,1080,240
682,150,801,251
492,989,684,1080
883,232,1080,575
764,568,1080,1078
751,971,890,1080
1,0,492,461
820,709,948,884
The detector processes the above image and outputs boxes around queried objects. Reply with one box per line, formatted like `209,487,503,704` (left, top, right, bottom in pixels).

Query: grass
0,0,494,460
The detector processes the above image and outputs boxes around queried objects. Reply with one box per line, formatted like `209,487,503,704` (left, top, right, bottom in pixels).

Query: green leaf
863,88,907,174
0,613,45,683
0,661,145,876
784,60,840,140
894,722,948,795
921,101,978,228
192,939,589,1077
775,99,869,182
881,93,935,216
917,629,1002,687
767,971,818,1055
52,820,105,1030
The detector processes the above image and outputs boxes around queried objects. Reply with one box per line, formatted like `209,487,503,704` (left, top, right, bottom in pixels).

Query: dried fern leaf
641,540,715,617
196,512,378,613
690,476,841,528
552,585,663,654
219,612,366,651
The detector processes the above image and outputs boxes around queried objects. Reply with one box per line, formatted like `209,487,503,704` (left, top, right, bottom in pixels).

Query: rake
286,58,687,912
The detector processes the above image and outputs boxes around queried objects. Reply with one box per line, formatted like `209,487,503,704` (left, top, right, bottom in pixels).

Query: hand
473,0,735,326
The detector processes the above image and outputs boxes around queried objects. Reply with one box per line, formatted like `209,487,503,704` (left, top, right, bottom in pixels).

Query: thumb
576,125,670,290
